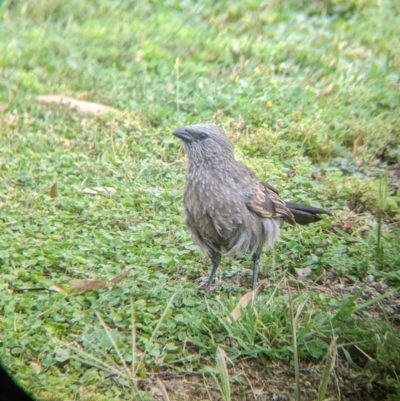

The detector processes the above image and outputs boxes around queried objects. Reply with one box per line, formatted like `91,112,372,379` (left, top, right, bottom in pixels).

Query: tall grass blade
376,173,388,260
95,311,132,380
135,290,179,375
317,337,337,401
288,285,301,401
214,347,231,401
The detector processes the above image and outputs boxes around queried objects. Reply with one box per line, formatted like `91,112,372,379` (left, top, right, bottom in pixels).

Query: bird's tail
285,202,331,225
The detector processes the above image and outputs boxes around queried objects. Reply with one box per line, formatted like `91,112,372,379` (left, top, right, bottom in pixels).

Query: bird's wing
246,182,296,225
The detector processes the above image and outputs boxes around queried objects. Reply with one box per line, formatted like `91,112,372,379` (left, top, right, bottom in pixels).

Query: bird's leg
252,253,260,291
205,250,221,293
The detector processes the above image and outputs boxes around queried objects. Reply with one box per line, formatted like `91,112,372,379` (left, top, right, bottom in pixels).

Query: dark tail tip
285,202,331,225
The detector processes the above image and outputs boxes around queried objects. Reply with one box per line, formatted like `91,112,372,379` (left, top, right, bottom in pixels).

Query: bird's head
173,124,235,166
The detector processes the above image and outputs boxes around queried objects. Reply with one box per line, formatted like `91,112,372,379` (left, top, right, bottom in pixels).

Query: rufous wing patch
247,183,295,225
248,185,276,218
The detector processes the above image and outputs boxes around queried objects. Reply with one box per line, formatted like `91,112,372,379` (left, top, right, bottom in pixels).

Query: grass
1,0,400,399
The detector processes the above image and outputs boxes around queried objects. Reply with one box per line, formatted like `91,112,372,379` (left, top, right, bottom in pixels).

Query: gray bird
173,124,331,292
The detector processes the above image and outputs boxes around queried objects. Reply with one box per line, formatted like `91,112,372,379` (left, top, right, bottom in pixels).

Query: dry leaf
228,290,256,321
82,187,117,196
50,285,67,293
352,133,365,156
69,269,131,292
68,278,108,291
82,188,99,195
37,95,120,115
92,186,117,195
318,83,334,99
294,267,312,281
50,181,58,198
110,269,131,284
6,113,19,127
30,361,42,374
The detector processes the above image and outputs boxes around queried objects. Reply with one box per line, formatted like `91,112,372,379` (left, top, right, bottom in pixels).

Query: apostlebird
173,124,331,292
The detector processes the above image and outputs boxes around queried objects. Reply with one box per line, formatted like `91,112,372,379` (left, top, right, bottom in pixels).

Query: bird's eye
199,132,209,140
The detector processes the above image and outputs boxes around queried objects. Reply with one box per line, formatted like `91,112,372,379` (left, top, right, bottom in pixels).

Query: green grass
1,0,400,399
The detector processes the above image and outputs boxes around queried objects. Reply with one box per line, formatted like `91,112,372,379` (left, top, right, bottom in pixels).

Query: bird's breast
184,174,249,241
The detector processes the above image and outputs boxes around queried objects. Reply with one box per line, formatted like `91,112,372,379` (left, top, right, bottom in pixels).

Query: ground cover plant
1,0,400,399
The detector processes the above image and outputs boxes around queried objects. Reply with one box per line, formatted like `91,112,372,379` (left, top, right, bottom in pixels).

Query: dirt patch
139,355,390,400
140,275,399,401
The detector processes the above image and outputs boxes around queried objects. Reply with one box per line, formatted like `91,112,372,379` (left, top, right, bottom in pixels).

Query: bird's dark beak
173,128,193,143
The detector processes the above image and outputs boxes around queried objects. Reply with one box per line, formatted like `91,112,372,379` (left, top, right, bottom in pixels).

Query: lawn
1,0,400,400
